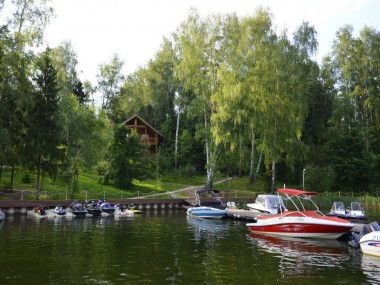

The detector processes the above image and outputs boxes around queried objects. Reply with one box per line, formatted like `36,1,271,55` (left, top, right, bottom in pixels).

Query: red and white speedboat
247,188,354,239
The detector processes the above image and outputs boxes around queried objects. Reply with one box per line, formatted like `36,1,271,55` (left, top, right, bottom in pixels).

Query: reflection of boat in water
186,189,227,219
247,188,354,239
361,254,380,284
187,217,228,240
250,233,350,277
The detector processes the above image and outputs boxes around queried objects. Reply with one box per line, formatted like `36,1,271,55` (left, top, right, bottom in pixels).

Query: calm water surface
1,209,380,285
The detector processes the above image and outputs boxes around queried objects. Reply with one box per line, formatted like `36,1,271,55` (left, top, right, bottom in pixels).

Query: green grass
0,168,236,200
2,168,380,211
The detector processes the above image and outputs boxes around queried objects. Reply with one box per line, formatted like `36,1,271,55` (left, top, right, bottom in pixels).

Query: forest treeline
1,1,380,196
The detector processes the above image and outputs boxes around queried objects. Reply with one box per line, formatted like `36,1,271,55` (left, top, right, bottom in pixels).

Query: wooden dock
227,208,268,221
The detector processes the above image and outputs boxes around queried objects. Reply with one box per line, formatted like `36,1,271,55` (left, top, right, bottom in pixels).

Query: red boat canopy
277,188,317,196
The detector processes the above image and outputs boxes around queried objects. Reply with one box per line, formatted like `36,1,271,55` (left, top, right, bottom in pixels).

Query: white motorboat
247,188,354,239
327,201,367,220
114,204,134,217
247,194,287,214
350,221,380,257
360,231,380,257
46,206,67,218
186,189,227,219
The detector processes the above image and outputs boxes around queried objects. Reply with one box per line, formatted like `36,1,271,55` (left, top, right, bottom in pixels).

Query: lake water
1,209,380,285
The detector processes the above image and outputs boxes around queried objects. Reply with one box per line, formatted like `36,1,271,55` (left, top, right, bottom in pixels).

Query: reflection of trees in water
250,233,351,278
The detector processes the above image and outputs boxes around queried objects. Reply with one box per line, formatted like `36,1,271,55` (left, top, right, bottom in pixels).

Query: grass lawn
0,168,265,200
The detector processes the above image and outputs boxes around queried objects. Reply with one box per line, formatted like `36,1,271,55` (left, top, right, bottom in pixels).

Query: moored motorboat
98,200,116,215
186,189,227,219
247,194,287,214
69,201,87,217
349,221,380,257
126,203,142,214
84,200,102,217
53,205,66,216
114,204,134,217
27,205,47,219
247,188,354,239
360,231,380,257
46,206,67,218
327,201,367,220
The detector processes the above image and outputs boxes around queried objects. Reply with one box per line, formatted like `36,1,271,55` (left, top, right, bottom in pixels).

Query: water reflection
361,255,380,284
250,233,351,278
186,217,228,241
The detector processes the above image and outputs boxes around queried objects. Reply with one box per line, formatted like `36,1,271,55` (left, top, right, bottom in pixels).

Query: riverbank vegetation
1,1,380,199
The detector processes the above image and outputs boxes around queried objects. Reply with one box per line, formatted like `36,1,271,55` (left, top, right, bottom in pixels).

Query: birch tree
175,9,223,189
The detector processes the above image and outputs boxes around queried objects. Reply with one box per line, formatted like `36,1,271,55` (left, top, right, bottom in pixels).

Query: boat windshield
351,202,362,211
255,195,283,209
267,196,282,209
333,202,345,211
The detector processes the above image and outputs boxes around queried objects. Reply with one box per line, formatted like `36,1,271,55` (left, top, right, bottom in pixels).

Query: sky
42,0,380,86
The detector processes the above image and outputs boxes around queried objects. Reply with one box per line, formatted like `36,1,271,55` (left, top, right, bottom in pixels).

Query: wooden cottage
123,115,161,154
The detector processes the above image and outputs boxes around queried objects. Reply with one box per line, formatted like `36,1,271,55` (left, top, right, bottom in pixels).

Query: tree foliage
107,125,149,189
2,6,380,194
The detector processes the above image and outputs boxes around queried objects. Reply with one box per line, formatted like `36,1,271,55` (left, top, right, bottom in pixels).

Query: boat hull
360,231,380,257
27,210,46,219
327,213,367,221
186,206,227,219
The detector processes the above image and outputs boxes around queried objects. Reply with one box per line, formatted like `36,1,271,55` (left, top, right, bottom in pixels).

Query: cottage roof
123,115,162,136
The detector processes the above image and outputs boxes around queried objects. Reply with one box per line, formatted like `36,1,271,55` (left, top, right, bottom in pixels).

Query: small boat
349,221,380,257
46,206,67,218
53,206,66,216
114,204,134,217
246,188,354,239
27,205,47,219
126,203,142,214
84,200,102,217
0,209,5,221
327,201,367,220
98,200,116,215
68,201,87,217
186,189,227,219
247,194,287,214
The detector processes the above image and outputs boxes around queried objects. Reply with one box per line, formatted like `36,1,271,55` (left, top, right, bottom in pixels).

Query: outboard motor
348,221,380,248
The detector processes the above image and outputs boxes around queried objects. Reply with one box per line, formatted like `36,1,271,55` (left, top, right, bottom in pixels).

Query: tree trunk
249,130,255,184
10,165,14,189
271,154,276,193
174,108,181,169
255,150,263,176
271,116,278,193
238,134,242,178
36,153,41,200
